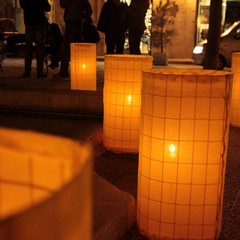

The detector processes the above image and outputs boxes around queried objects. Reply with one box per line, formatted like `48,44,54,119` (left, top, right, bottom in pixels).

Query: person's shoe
48,67,59,75
22,72,31,78
53,72,69,80
48,64,59,69
59,71,69,78
37,72,48,78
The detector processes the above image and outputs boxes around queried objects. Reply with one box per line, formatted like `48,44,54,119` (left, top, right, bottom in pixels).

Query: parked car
193,21,240,69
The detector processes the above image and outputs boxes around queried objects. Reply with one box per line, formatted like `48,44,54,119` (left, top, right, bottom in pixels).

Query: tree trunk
203,0,222,70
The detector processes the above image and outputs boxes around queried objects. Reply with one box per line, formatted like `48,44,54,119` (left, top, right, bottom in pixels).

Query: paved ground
0,58,239,239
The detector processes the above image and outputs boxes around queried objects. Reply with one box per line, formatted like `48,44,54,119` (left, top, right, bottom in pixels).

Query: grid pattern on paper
71,43,96,91
103,55,152,153
231,53,240,127
0,128,87,220
137,69,232,239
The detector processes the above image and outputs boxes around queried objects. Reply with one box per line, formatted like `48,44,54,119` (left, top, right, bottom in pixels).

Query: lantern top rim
104,54,153,60
0,127,91,171
142,68,233,77
70,42,96,46
232,52,240,55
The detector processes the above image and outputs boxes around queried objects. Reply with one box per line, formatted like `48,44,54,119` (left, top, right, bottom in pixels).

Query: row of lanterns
102,54,232,239
0,43,239,239
70,42,239,127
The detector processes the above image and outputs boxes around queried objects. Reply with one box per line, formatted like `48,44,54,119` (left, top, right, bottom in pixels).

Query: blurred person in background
128,0,149,54
97,0,129,54
20,0,51,78
55,0,93,79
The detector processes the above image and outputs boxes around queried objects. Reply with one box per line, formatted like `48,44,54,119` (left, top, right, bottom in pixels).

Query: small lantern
0,127,92,240
231,52,240,127
137,69,232,239
103,54,152,153
71,43,96,91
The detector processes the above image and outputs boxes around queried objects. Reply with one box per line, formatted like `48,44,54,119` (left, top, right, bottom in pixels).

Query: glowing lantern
0,127,92,240
137,69,232,240
231,52,240,127
71,43,96,91
103,54,152,152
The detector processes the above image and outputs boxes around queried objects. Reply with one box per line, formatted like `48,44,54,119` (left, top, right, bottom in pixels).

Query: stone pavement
0,58,240,240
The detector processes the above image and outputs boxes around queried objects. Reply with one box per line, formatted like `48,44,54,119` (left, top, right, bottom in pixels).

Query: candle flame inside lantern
82,64,86,69
169,143,176,154
169,143,176,156
127,95,132,104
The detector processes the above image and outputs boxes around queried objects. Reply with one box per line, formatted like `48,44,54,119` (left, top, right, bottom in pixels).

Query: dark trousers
129,29,144,54
24,25,46,74
60,22,84,75
105,33,125,54
49,38,62,67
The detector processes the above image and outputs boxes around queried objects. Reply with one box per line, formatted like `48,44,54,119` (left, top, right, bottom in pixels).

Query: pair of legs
48,38,62,69
105,33,125,54
48,23,63,69
24,25,47,77
129,29,144,54
59,22,83,76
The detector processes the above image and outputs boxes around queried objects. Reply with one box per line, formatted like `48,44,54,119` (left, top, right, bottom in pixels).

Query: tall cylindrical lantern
0,127,92,240
71,43,96,91
103,54,152,153
231,52,240,127
137,69,232,240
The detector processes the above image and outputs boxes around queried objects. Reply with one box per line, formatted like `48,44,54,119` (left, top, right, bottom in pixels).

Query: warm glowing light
71,43,96,90
0,127,92,239
231,52,240,127
103,54,152,153
138,69,232,240
127,95,132,103
169,143,176,153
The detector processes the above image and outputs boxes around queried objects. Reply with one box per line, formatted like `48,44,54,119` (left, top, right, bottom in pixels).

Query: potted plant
151,0,179,65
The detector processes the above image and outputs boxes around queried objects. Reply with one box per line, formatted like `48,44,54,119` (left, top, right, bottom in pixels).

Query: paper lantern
137,69,232,239
231,52,240,127
103,54,152,152
71,43,96,91
0,127,92,240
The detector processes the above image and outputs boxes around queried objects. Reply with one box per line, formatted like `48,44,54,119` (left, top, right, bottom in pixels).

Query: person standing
20,0,51,78
56,0,93,79
128,0,149,54
47,23,63,69
97,0,129,54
